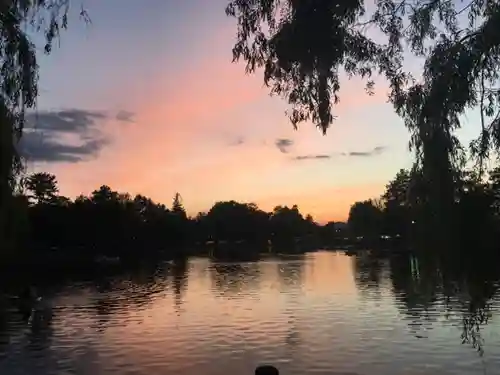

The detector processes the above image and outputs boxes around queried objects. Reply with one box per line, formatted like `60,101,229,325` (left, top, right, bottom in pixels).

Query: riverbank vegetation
347,165,500,255
8,160,500,271
0,0,88,255
8,172,346,266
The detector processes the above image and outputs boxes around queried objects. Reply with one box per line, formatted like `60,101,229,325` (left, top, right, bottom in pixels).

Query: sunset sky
23,0,482,223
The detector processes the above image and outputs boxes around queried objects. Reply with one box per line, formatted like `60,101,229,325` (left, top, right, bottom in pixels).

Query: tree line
11,172,343,261
2,1,500,254
347,165,500,253
9,163,500,266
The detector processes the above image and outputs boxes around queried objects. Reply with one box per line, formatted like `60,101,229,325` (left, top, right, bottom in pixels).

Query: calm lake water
1,251,500,375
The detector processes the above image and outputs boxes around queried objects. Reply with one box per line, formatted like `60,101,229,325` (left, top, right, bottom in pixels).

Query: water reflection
26,308,54,352
170,259,188,313
388,253,496,357
276,254,304,291
352,254,385,300
0,251,499,375
210,262,261,299
388,255,441,340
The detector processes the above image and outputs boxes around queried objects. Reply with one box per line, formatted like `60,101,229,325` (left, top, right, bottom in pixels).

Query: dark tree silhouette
347,200,384,242
347,163,500,254
381,169,421,240
24,172,59,205
12,172,332,269
320,221,340,244
14,157,500,271
172,193,186,215
204,201,270,244
0,1,89,254
270,205,310,248
226,1,500,242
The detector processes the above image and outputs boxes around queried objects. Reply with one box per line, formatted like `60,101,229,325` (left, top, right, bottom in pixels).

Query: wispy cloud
294,154,331,160
19,132,108,162
293,146,387,161
342,146,386,157
229,136,245,146
25,109,107,133
116,110,135,123
275,138,293,153
18,108,129,163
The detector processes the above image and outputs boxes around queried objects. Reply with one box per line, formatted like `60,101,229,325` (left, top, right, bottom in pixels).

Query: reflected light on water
0,251,498,375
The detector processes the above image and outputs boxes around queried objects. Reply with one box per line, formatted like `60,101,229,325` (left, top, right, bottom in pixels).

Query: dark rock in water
255,365,279,375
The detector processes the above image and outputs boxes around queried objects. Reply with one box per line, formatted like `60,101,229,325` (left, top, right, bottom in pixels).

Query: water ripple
0,252,499,375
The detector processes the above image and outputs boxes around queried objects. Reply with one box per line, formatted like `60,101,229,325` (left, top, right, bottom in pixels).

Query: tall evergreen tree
172,193,187,218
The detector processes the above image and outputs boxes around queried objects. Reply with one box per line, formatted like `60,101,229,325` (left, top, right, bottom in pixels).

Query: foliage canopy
226,0,500,217
0,0,87,250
